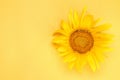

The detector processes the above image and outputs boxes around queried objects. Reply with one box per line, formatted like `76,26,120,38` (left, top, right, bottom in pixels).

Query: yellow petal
63,54,76,63
57,47,67,52
94,33,113,41
94,40,111,46
52,36,67,44
91,52,100,69
91,47,105,62
93,24,111,33
68,10,80,29
94,35,113,46
61,20,71,33
53,29,68,36
81,14,94,28
68,62,75,70
94,18,102,26
95,46,112,53
59,52,69,56
87,53,97,72
75,55,87,72
68,9,74,26
93,33,113,47
73,11,79,28
80,7,87,26
94,42,110,49
94,53,105,62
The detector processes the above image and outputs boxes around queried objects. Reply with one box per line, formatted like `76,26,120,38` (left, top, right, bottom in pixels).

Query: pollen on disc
69,30,94,53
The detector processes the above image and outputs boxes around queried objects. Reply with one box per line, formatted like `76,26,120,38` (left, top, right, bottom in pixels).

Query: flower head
52,8,112,72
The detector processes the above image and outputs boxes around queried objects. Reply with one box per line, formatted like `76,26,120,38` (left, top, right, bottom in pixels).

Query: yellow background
0,0,120,80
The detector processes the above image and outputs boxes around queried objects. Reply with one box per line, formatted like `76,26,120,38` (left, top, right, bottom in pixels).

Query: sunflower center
69,30,94,53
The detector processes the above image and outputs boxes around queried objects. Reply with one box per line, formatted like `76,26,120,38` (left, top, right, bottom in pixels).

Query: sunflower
52,8,112,72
